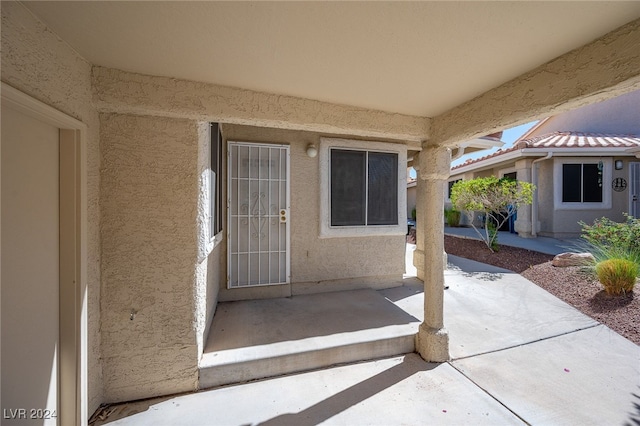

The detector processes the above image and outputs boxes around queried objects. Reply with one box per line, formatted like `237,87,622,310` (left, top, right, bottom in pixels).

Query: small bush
444,208,460,227
580,214,640,256
595,259,638,295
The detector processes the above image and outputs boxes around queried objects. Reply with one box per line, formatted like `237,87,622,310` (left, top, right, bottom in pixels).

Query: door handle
280,209,288,223
633,195,639,202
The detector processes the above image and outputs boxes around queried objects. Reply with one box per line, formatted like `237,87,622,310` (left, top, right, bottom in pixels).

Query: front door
630,162,640,219
2,105,60,425
227,142,290,288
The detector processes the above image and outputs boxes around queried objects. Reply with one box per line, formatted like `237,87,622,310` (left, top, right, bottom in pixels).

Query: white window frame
554,158,612,210
319,138,407,238
499,167,517,179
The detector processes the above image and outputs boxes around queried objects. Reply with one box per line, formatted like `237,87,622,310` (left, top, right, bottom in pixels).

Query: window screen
562,164,582,202
582,164,603,202
330,149,398,227
562,163,602,203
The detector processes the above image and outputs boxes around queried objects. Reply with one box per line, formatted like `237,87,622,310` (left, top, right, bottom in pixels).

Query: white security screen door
228,142,290,287
630,162,640,219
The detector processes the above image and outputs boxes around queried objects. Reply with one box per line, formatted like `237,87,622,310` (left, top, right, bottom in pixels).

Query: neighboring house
2,2,640,423
408,134,503,222
449,90,640,238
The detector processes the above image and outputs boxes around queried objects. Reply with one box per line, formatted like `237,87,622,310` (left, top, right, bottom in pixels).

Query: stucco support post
514,159,533,238
414,144,450,362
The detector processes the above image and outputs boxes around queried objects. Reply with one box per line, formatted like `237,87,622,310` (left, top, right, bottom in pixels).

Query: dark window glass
367,152,398,225
582,164,603,202
331,150,366,226
330,149,399,227
448,179,461,199
211,123,223,235
562,164,582,202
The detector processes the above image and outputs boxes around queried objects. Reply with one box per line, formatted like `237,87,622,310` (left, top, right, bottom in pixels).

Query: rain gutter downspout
531,152,553,237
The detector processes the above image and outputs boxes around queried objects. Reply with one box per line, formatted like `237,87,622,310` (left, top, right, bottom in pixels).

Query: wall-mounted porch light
615,159,623,170
306,144,318,158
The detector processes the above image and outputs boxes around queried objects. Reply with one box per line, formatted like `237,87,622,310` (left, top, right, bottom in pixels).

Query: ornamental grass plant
595,259,638,295
580,215,640,295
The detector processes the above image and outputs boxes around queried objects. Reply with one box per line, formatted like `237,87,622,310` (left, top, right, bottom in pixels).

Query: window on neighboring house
447,179,461,200
330,149,398,226
562,163,603,203
209,123,223,240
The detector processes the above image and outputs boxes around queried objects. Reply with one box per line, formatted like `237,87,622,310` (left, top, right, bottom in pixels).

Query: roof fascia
451,149,542,175
451,146,639,175
522,147,640,156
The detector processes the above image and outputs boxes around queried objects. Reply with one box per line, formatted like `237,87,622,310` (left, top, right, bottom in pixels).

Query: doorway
1,84,86,425
227,142,290,288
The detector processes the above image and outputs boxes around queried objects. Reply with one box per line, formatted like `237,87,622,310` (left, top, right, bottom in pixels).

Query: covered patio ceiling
21,2,640,119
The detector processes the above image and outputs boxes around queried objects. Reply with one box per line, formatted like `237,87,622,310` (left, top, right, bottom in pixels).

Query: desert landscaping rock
552,252,595,267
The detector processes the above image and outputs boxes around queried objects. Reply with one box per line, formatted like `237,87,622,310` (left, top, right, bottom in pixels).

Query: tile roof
452,131,640,171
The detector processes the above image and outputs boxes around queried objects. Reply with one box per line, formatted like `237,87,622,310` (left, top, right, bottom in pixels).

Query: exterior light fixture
615,160,623,170
306,144,318,158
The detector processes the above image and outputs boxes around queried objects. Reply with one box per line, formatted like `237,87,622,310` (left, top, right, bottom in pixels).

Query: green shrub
444,208,460,227
580,214,640,256
411,207,417,220
595,259,638,295
450,176,534,251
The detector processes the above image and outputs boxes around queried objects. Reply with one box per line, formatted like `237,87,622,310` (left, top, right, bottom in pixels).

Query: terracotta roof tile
452,131,640,171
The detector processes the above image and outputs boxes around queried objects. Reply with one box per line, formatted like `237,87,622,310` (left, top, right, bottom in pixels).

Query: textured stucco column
414,144,450,362
514,159,533,238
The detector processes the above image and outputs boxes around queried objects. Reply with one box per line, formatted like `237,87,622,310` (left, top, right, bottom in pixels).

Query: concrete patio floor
93,246,640,425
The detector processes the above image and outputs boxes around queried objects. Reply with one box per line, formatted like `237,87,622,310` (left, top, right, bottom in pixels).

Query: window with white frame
554,158,611,209
320,138,407,237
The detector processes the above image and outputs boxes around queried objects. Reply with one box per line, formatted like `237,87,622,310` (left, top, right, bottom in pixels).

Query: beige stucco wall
1,1,103,413
100,114,202,402
430,18,640,148
92,66,428,145
544,158,630,238
529,89,640,136
219,124,407,300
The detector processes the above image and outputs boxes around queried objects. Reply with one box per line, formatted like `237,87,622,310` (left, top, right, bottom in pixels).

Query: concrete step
199,289,420,389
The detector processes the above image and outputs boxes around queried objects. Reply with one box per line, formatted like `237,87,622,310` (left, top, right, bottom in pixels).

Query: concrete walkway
444,225,582,255
94,247,639,426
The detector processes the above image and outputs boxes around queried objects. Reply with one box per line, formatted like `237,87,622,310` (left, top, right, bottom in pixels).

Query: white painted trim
553,157,612,210
319,138,407,238
1,82,88,425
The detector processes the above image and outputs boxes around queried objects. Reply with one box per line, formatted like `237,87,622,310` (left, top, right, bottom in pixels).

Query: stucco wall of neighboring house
100,114,202,402
1,1,103,413
535,160,556,236
538,158,629,238
407,182,417,218
529,89,640,136
219,124,407,301
552,162,629,237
